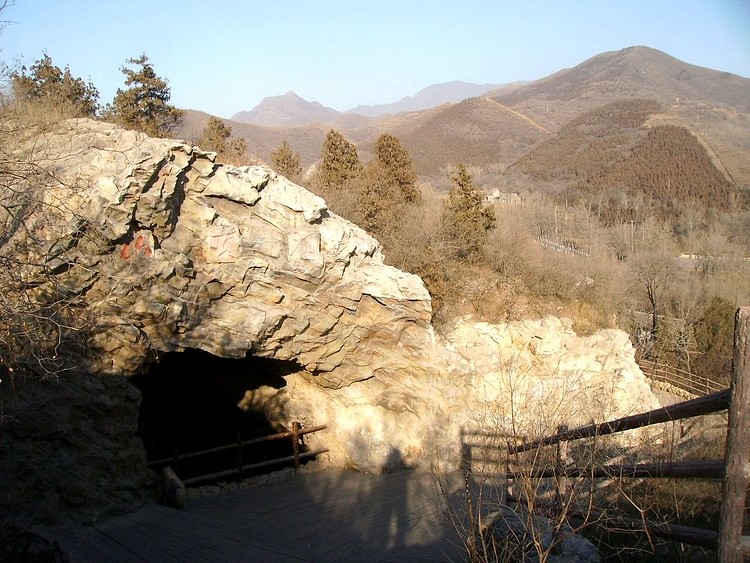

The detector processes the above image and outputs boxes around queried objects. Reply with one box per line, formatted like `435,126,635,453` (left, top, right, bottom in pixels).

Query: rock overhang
17,118,433,389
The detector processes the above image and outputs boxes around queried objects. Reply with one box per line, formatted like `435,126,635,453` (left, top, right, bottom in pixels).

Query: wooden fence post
291,421,301,472
236,433,243,476
556,425,570,513
718,306,750,562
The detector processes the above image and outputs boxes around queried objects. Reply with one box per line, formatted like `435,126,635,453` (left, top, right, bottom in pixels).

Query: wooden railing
638,358,725,397
147,422,328,486
462,306,750,561
534,236,591,257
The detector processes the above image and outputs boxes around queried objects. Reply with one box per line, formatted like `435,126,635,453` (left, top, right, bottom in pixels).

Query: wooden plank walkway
40,469,468,562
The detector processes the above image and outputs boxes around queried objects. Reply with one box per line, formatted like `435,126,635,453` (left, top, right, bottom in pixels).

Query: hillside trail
36,388,726,561
482,97,553,134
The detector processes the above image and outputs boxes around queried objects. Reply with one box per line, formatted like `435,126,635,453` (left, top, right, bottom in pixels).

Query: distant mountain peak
492,45,750,112
231,92,340,127
346,81,507,117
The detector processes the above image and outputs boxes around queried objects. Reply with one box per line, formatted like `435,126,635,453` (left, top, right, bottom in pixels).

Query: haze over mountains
230,81,506,126
231,91,340,127
179,46,750,196
346,80,508,117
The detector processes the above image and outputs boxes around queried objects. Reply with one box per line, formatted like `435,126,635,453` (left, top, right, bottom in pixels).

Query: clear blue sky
2,0,749,118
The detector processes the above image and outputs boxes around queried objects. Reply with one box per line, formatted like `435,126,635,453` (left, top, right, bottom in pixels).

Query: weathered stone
9,119,661,477
271,317,660,473
482,505,601,562
18,119,431,390
0,373,152,527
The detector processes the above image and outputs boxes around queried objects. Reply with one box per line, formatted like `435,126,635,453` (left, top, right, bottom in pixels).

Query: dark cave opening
131,349,307,485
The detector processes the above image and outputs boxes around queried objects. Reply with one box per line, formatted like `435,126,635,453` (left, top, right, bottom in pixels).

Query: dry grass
436,401,727,562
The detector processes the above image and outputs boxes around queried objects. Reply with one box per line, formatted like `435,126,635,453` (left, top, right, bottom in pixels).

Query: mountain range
231,91,340,127
230,81,507,126
178,46,750,195
346,80,509,117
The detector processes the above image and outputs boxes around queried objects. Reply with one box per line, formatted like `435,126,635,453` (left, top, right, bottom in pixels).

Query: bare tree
632,252,674,340
0,105,94,379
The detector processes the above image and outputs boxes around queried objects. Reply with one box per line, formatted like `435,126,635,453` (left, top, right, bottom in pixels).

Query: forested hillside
7,45,747,393
509,99,659,182
507,99,747,223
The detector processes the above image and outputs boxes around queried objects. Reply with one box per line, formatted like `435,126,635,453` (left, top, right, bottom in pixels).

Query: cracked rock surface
7,119,660,476
22,118,432,388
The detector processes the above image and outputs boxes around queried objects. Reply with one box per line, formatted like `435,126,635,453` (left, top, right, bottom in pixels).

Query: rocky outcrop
20,118,431,389
6,119,660,480
271,317,660,472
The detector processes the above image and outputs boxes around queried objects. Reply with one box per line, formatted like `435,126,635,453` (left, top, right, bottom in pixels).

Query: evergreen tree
318,129,361,191
358,161,399,235
225,136,248,166
271,140,302,182
110,54,184,137
442,163,496,260
11,53,99,118
693,296,735,386
358,133,421,235
372,133,420,204
199,116,247,165
200,116,231,153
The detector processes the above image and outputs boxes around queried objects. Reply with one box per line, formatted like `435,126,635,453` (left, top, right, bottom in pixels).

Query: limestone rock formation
17,118,432,389
271,316,661,472
5,118,660,482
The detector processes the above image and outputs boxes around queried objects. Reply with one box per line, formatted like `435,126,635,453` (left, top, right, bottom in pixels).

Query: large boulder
0,373,151,528
19,118,432,389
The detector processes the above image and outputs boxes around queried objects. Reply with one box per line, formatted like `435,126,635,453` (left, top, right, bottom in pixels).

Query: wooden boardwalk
41,469,469,562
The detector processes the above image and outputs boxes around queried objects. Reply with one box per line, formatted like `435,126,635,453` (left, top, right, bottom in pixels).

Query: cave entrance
131,348,305,485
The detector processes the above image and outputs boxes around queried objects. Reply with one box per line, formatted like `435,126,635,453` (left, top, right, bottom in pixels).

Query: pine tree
372,133,420,204
358,133,421,236
358,161,399,235
318,129,361,191
199,116,247,165
200,116,231,154
110,54,184,137
442,163,496,260
11,53,99,118
271,140,302,182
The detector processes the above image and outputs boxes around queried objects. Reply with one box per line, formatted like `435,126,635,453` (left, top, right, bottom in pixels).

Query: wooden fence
462,306,749,561
147,422,328,486
638,358,725,397
534,236,591,257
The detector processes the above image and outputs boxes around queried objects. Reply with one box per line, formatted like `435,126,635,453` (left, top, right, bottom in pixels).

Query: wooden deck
41,469,469,562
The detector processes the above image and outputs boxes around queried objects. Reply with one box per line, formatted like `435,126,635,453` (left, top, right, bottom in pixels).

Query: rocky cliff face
4,119,659,486
23,118,432,389
0,373,151,528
